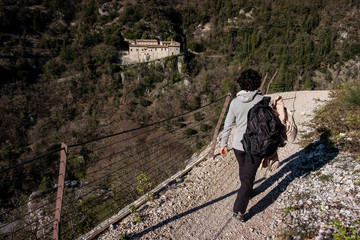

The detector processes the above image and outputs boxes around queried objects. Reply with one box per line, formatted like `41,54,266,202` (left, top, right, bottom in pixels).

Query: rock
183,79,191,87
65,180,71,188
175,177,184,183
99,2,113,16
71,180,79,187
29,191,41,200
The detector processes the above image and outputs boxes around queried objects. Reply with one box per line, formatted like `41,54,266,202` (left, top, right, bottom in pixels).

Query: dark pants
233,149,262,215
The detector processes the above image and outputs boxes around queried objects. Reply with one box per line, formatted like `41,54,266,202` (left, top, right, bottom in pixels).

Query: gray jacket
220,90,264,151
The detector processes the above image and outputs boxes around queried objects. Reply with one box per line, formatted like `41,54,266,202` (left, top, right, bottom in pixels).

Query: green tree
43,59,65,78
90,44,117,67
303,74,312,90
104,26,128,50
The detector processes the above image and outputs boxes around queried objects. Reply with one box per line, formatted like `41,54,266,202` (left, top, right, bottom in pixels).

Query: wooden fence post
208,93,232,159
53,143,68,240
266,70,278,95
260,72,268,93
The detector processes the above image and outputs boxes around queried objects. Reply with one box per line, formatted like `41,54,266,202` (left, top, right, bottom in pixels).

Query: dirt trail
98,90,330,240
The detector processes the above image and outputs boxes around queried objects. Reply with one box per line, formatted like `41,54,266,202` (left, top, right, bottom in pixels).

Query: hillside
0,1,360,238
1,0,360,159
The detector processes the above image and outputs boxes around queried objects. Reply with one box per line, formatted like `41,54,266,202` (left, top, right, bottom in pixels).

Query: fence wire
0,95,227,239
0,150,61,239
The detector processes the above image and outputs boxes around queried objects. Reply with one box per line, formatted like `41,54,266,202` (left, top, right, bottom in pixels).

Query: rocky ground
96,91,360,240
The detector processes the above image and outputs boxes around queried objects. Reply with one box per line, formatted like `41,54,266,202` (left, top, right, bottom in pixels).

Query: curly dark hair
236,69,262,91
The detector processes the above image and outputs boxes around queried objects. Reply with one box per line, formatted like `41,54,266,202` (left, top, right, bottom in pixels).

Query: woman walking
220,69,264,222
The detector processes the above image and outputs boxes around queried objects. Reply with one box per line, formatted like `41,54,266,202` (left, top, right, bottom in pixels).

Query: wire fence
0,94,230,239
0,149,61,239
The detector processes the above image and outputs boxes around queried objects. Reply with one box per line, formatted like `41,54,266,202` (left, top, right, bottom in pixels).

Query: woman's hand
221,146,228,156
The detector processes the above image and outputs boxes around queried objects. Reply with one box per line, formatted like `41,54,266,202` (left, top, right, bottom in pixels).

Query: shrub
174,121,186,128
170,72,181,84
60,45,79,64
313,86,360,153
140,98,152,107
332,219,360,239
0,144,21,167
342,83,360,107
103,25,128,50
43,59,65,79
184,128,198,136
200,124,211,132
91,44,117,67
166,57,177,70
187,40,204,52
193,112,204,121
195,139,205,151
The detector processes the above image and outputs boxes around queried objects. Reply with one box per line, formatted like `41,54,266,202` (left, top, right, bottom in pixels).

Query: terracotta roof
136,39,158,42
130,45,170,48
129,39,180,48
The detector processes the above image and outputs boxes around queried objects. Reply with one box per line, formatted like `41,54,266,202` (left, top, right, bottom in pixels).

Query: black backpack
241,97,282,160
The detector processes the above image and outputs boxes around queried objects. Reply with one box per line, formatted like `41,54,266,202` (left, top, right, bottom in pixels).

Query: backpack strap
262,96,271,106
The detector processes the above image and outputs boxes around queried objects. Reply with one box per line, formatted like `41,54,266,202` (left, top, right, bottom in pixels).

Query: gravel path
97,90,359,240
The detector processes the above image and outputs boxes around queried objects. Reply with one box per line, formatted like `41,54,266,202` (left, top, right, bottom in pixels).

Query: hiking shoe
232,212,245,222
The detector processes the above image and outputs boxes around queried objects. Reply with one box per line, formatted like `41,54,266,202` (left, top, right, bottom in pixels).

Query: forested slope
0,0,360,212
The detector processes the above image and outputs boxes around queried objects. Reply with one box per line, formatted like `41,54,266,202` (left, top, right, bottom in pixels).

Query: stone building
120,39,181,65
